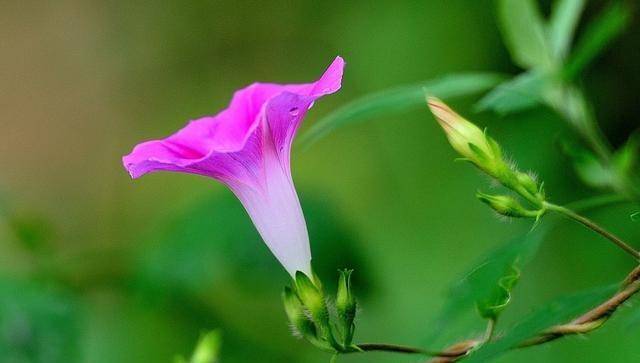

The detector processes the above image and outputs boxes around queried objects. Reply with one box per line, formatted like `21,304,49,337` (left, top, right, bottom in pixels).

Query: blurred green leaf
628,303,640,328
423,229,546,344
564,2,631,79
497,0,551,69
612,134,639,179
562,140,614,189
475,71,549,114
175,330,222,363
476,264,520,320
299,72,504,146
549,0,586,60
0,279,80,363
453,229,544,312
135,192,368,297
8,214,54,253
466,284,618,362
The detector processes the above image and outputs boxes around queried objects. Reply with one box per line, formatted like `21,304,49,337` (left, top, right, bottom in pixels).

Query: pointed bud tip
426,96,450,117
476,191,541,218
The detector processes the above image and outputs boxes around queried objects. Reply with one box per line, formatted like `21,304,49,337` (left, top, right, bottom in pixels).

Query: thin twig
426,265,640,362
347,267,640,362
545,202,640,260
355,343,454,356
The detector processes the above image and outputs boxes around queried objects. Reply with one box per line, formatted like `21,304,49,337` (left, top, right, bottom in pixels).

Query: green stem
545,202,640,260
483,319,496,343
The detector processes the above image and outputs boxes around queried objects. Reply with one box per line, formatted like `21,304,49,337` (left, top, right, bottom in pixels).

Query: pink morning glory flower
123,57,345,277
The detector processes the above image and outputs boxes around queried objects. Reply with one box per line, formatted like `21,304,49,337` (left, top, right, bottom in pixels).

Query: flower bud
427,97,506,178
476,191,541,218
336,269,357,346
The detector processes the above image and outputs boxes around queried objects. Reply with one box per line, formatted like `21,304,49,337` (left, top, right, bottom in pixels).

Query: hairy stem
545,202,640,260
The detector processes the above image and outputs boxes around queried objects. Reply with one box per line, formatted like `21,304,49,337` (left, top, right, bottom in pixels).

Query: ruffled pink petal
122,56,344,182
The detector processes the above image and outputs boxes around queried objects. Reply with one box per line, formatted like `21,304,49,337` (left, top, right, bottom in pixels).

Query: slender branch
427,265,640,362
519,266,640,347
545,202,640,260
355,343,453,356
347,266,640,362
334,199,638,361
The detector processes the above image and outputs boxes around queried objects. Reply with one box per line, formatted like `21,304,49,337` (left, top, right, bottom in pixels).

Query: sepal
336,269,357,346
476,191,542,218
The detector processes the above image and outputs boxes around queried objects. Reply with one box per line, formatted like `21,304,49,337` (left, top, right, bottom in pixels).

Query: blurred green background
1,1,639,362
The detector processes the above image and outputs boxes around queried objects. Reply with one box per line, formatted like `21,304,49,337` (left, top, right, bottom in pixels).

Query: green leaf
497,0,552,69
0,279,80,363
475,71,549,115
612,134,639,178
466,284,618,362
476,264,521,320
564,2,631,79
8,213,54,253
457,230,544,311
299,72,504,147
549,0,586,60
562,140,614,189
422,229,546,344
628,304,640,328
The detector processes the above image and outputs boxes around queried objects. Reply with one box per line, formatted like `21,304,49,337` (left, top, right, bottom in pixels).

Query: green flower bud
336,269,357,346
476,191,541,218
427,97,507,178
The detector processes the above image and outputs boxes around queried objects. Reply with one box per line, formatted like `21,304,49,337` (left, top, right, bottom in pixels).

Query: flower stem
544,202,640,260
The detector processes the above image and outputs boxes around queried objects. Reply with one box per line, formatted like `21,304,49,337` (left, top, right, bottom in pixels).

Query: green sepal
468,142,490,162
295,271,326,321
515,171,539,197
294,271,340,351
336,269,357,346
282,286,331,351
485,133,503,160
476,191,541,218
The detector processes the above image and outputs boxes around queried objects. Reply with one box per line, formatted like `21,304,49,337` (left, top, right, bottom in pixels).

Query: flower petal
123,56,345,181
